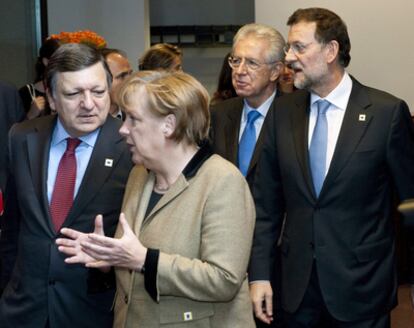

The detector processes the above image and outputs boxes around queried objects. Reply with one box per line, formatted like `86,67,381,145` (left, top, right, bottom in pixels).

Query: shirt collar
51,118,101,147
310,72,353,111
243,91,276,119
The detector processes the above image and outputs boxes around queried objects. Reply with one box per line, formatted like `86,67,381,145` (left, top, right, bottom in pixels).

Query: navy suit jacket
210,91,281,186
0,115,133,327
250,78,414,321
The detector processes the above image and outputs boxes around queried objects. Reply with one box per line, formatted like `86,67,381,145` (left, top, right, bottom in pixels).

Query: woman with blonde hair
57,70,256,327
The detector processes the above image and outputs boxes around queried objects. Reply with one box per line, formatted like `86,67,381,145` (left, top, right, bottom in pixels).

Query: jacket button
124,295,128,304
48,279,56,285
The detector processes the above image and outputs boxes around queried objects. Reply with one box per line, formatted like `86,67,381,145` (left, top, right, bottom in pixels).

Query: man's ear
325,40,340,64
270,61,284,82
163,114,176,138
46,88,56,111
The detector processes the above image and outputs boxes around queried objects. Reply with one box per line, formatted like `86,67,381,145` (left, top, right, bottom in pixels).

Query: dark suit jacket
249,78,414,321
210,92,280,186
0,115,133,327
0,82,25,191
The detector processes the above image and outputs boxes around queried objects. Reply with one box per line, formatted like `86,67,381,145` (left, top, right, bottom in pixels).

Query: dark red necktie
50,138,81,232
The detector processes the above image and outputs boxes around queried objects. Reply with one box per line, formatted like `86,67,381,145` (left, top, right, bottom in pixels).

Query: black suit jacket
249,78,414,321
0,115,133,327
210,92,280,186
0,82,25,191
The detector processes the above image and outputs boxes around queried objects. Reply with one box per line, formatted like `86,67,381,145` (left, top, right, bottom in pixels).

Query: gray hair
233,23,286,63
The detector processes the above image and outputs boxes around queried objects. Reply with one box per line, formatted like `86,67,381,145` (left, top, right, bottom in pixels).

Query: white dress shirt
308,72,353,177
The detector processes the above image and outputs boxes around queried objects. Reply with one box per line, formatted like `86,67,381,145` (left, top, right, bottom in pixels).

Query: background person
57,70,256,327
18,37,60,119
211,52,237,105
138,43,183,71
101,48,133,120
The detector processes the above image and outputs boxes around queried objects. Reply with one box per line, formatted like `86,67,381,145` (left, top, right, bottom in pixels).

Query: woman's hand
27,96,46,119
56,214,106,266
81,213,147,272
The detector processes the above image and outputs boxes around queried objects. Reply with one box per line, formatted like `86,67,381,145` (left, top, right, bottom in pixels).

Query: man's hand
250,281,274,324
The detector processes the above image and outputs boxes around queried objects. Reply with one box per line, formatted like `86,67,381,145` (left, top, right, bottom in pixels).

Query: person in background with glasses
209,23,285,328
250,7,414,328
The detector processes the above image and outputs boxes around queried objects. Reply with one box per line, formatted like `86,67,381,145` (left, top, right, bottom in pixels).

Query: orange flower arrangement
49,30,107,49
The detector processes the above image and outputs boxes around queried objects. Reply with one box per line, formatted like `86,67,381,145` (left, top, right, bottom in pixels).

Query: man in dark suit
210,23,286,328
101,48,133,121
0,82,25,193
210,23,285,186
249,8,414,328
0,43,132,327
0,82,25,289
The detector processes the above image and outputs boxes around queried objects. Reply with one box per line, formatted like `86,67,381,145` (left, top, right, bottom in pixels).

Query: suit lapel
248,91,282,175
224,99,243,165
321,80,372,196
290,92,315,196
141,174,189,229
63,117,126,227
26,116,57,233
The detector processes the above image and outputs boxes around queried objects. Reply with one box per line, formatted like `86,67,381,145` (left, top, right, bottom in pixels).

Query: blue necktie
309,100,330,196
238,110,261,176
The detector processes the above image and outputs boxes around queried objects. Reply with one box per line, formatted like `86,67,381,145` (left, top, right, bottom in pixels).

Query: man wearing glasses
210,23,285,186
250,7,414,328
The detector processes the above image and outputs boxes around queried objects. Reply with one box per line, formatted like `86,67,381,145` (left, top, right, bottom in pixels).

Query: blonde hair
118,71,210,145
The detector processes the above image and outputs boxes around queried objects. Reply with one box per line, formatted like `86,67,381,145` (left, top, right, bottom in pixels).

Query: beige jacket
113,152,255,327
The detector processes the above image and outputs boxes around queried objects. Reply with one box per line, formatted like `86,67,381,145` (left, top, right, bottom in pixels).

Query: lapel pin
183,312,193,321
105,158,113,167
358,114,366,121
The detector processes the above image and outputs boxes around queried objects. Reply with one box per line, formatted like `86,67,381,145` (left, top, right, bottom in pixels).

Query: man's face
231,36,280,108
48,62,110,137
106,53,133,107
285,21,330,95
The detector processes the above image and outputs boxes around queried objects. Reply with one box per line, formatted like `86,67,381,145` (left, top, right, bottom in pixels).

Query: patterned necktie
238,110,261,176
50,138,81,232
309,100,331,196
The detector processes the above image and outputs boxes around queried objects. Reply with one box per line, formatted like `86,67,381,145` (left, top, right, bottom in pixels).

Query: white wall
48,0,149,70
256,0,414,112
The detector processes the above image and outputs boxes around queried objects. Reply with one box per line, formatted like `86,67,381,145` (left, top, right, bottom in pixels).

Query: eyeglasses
228,56,277,71
283,42,315,56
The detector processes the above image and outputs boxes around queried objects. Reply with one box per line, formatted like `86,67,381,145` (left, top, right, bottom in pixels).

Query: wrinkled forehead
56,62,109,91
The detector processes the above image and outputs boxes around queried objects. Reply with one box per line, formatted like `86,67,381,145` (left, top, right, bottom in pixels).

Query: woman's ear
162,114,176,137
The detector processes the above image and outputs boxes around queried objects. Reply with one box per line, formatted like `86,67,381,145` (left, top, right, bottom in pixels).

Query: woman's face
119,88,166,166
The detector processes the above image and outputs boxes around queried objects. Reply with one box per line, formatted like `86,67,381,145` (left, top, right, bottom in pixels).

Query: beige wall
48,0,150,70
255,0,414,113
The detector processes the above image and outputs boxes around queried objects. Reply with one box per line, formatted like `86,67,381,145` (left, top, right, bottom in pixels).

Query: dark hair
138,43,182,71
100,47,128,60
46,43,112,96
34,38,61,82
287,7,351,67
211,53,237,104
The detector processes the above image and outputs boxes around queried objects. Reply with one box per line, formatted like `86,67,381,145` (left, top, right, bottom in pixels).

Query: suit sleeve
248,106,285,281
155,171,255,302
385,100,414,283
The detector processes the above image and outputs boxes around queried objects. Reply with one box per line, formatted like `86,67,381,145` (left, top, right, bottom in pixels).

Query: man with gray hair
210,23,285,186
0,43,132,327
210,23,286,327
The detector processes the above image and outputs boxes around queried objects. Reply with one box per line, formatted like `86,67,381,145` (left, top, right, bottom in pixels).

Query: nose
234,60,248,75
119,118,130,137
81,91,94,110
284,49,296,65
